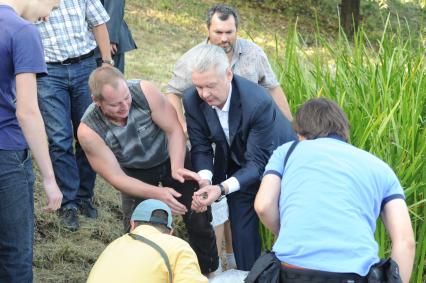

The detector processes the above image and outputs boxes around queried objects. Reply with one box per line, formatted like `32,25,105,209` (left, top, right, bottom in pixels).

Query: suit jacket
183,75,296,192
102,0,137,53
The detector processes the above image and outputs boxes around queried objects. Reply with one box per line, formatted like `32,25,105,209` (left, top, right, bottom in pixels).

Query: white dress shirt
198,84,240,194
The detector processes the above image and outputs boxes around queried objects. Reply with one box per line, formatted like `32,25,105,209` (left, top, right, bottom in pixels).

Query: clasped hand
191,183,221,213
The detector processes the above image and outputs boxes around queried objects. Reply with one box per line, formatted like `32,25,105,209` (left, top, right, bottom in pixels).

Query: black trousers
121,158,218,274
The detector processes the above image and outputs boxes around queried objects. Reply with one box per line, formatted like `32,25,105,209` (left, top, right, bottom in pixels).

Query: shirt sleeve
13,24,47,76
165,56,193,97
86,0,110,28
263,144,289,178
380,166,405,210
255,46,279,90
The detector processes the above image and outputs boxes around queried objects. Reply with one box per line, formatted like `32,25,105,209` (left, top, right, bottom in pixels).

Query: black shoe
59,207,79,231
77,199,98,219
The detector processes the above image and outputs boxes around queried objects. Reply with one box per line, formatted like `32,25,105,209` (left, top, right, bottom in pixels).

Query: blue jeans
0,149,35,283
37,56,97,208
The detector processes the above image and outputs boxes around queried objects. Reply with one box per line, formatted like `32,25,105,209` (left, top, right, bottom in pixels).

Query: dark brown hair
292,98,350,141
206,4,239,29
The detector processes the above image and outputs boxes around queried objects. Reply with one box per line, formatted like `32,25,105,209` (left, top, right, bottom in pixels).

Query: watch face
102,59,114,65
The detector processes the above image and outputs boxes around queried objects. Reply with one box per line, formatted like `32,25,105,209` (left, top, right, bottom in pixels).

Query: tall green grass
262,17,426,283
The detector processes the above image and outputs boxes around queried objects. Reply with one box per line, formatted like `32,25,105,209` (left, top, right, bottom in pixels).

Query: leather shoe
77,199,98,219
59,207,79,231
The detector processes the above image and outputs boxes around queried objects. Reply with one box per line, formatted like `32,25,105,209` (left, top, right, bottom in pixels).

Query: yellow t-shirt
87,225,208,283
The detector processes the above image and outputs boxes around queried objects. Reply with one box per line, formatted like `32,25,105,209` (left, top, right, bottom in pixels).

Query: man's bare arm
254,174,281,236
143,82,199,183
269,86,292,121
381,199,415,283
166,93,187,135
16,73,62,212
92,23,112,64
77,122,187,214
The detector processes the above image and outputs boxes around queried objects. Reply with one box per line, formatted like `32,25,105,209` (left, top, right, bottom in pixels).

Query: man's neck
227,50,234,63
0,1,22,15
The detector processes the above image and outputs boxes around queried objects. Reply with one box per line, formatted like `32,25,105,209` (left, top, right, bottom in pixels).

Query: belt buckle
60,60,71,66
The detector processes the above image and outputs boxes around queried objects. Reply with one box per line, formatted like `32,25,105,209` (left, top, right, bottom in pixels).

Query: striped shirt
36,0,109,62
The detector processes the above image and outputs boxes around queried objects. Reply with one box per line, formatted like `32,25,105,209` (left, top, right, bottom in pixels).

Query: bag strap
283,140,299,169
129,233,173,283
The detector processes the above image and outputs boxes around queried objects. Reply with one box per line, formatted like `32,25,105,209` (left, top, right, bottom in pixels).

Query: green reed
262,16,426,282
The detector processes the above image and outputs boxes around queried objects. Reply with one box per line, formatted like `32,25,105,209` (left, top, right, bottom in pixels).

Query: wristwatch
102,59,114,66
215,183,226,202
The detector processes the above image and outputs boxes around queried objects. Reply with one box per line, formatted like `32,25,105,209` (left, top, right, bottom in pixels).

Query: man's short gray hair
189,44,230,76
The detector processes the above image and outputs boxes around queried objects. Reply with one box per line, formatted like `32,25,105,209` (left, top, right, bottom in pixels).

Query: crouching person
87,199,207,283
254,98,415,283
78,66,218,274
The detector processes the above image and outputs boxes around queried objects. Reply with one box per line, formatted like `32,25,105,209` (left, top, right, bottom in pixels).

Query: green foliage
261,15,426,282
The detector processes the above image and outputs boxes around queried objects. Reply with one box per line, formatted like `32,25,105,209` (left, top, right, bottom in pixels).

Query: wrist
215,183,226,202
101,58,114,66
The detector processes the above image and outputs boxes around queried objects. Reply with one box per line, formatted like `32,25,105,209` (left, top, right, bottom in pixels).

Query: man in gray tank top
78,66,218,274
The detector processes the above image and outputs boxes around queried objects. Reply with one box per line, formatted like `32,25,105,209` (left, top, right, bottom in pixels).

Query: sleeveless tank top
81,80,168,169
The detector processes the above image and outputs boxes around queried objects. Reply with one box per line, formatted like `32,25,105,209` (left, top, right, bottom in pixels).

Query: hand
198,179,211,188
172,168,201,183
191,185,221,211
110,43,118,55
158,187,188,215
42,178,62,212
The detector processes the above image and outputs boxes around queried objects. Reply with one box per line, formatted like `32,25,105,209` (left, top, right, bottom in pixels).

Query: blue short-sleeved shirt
263,137,404,276
0,5,47,150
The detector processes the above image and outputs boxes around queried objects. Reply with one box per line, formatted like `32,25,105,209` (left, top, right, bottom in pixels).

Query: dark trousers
280,266,367,283
227,189,261,271
225,158,261,271
121,158,218,274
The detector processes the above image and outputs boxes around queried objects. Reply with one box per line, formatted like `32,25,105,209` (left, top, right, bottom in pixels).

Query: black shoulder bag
129,233,173,283
245,141,299,283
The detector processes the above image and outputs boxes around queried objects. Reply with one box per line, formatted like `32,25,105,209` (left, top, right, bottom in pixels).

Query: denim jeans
37,56,97,208
0,149,35,283
121,158,219,274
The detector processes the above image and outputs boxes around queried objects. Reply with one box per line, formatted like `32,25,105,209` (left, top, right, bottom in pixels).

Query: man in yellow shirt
87,199,207,283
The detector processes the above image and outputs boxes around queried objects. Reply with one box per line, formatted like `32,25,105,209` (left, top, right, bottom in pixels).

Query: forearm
16,74,55,183
166,129,187,172
269,86,292,121
17,110,55,182
166,93,187,134
381,199,415,283
106,172,162,199
92,23,112,61
254,190,280,235
390,240,415,283
257,206,280,236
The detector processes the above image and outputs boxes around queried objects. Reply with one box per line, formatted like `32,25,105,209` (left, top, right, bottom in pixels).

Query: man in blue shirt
255,98,415,283
0,1,62,282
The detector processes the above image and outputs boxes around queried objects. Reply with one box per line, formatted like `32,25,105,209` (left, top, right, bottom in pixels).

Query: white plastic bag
209,269,249,283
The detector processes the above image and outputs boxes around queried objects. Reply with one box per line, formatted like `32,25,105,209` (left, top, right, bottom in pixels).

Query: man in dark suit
100,0,137,72
184,44,296,271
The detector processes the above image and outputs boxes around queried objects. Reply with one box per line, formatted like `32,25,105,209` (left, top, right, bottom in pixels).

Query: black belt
47,50,94,65
280,266,367,283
